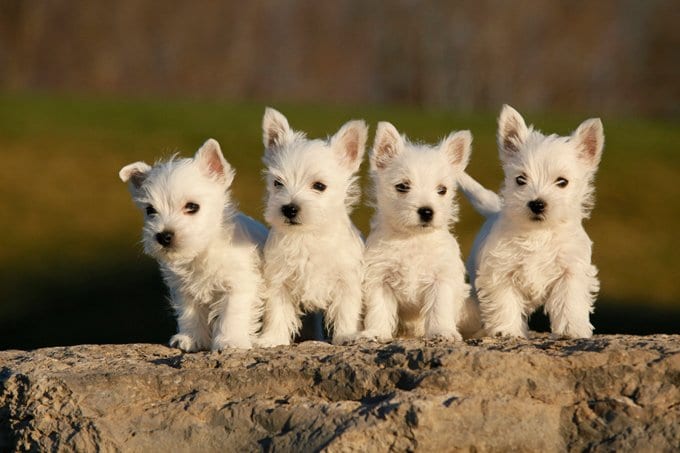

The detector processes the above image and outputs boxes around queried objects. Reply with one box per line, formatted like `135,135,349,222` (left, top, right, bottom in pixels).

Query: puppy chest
170,270,230,306
283,246,360,306
370,253,444,304
485,239,564,302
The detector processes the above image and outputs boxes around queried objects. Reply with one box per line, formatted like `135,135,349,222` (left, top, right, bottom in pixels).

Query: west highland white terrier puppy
361,122,479,341
119,139,267,351
256,108,367,346
458,105,604,338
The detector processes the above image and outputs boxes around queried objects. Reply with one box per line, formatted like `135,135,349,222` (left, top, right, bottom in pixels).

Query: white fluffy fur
257,108,367,346
459,105,604,339
361,122,479,341
119,139,267,351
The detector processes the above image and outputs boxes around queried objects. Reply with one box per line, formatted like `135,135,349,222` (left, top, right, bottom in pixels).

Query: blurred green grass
0,93,678,348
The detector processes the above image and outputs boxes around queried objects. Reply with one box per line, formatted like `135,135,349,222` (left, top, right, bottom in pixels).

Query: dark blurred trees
0,0,677,115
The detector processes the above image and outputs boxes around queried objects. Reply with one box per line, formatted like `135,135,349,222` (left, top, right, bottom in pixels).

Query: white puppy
459,105,604,338
257,108,367,346
361,122,477,341
119,139,267,351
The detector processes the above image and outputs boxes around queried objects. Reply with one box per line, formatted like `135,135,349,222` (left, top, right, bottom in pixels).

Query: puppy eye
184,202,200,214
273,179,283,188
395,182,410,193
145,205,157,216
556,177,569,188
312,181,327,192
515,175,527,186
437,185,447,196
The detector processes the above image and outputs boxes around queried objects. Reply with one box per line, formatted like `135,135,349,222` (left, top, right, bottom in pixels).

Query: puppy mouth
284,219,301,226
530,214,545,222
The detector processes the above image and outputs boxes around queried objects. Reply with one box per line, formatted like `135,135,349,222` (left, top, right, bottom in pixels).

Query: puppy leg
479,286,528,338
169,296,211,352
457,296,483,339
361,283,398,341
257,287,300,347
545,267,597,338
327,280,363,344
423,281,463,340
212,284,258,350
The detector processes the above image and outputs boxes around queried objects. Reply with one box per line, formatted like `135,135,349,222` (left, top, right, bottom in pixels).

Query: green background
0,94,677,349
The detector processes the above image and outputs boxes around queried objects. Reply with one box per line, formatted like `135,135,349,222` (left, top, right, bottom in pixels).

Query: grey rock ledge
1,334,679,452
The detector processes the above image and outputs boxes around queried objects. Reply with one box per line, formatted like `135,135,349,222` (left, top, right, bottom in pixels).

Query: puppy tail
234,213,269,250
457,172,502,218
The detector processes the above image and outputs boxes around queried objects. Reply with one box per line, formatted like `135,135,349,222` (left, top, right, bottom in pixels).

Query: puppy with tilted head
361,122,479,341
257,108,367,346
458,105,604,338
119,139,267,351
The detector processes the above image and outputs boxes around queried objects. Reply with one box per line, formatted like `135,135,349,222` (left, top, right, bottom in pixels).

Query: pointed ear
262,107,292,150
497,104,529,159
371,121,403,171
572,118,604,168
331,119,368,172
441,130,472,170
119,161,152,190
194,138,235,186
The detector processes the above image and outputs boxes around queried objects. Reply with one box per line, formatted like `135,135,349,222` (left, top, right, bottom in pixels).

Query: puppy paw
331,332,360,345
255,335,290,348
212,335,252,351
489,328,527,339
425,329,463,342
357,330,393,342
169,334,202,352
552,327,593,339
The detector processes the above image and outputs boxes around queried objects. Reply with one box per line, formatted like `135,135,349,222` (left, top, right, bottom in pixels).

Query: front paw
254,335,290,348
332,332,361,345
552,326,593,339
488,328,527,339
169,333,202,352
212,335,252,351
357,330,393,343
425,329,463,341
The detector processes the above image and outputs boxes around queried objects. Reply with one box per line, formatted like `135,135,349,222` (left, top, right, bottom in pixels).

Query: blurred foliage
0,94,678,349
1,0,678,115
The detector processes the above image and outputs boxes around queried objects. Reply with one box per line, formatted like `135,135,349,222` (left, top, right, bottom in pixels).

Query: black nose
527,199,546,215
418,207,434,222
281,203,299,219
155,231,174,247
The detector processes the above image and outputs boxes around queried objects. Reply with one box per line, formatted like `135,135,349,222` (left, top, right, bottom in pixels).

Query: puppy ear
371,121,403,171
497,104,529,159
262,107,292,150
441,130,472,170
119,162,152,190
572,118,604,168
194,138,235,186
331,120,368,172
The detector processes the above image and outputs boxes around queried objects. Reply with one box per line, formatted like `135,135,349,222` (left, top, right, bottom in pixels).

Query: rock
1,335,678,452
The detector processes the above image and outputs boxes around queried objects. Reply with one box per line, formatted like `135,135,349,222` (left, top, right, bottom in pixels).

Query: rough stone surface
1,335,678,452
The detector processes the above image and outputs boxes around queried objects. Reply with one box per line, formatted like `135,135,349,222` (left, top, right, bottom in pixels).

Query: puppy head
261,107,367,231
497,105,604,226
119,138,235,261
370,121,471,234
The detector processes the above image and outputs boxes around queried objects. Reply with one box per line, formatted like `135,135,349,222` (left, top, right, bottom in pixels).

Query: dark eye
184,202,200,214
437,185,447,196
145,205,157,216
312,181,327,192
556,177,569,188
273,179,283,188
515,175,527,186
395,182,410,193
